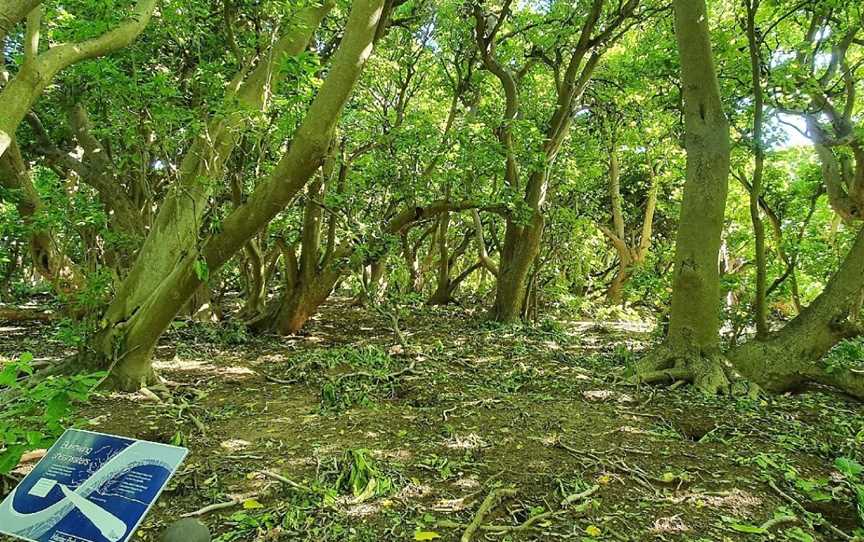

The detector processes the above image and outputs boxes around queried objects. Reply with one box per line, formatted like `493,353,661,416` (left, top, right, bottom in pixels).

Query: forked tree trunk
729,226,864,398
77,0,386,390
103,2,333,337
428,212,453,305
473,0,638,323
429,215,475,306
630,0,732,394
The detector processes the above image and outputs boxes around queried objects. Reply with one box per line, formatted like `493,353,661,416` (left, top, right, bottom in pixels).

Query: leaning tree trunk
102,2,333,340
728,226,864,399
630,0,732,394
78,0,386,390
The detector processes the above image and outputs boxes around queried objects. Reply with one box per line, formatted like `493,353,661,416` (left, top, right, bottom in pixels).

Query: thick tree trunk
630,0,732,394
729,226,864,398
79,0,385,390
261,270,341,334
492,211,543,322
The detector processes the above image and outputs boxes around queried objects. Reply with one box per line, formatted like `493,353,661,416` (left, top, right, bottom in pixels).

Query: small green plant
215,509,277,542
333,449,394,500
824,338,864,374
0,353,105,473
834,457,864,530
305,346,400,412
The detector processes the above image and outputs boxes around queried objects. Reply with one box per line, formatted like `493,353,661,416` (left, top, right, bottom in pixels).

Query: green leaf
414,532,441,540
242,499,264,509
785,527,814,542
0,445,25,475
729,523,765,534
45,392,71,420
835,457,863,478
193,258,209,281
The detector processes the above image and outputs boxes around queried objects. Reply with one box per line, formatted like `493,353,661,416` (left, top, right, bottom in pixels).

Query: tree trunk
630,0,732,394
184,283,219,323
492,209,543,322
78,0,385,390
103,2,333,337
428,212,452,305
745,0,768,338
0,0,40,41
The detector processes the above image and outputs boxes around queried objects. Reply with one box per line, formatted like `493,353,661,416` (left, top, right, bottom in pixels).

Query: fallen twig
767,480,850,540
336,361,418,383
181,496,247,517
561,484,600,507
759,514,798,531
461,487,517,542
260,469,316,494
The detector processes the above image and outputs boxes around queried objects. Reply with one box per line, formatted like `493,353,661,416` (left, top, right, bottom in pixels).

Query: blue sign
0,429,187,542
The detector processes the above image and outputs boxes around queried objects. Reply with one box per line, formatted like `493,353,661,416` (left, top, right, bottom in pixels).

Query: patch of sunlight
453,477,480,490
396,483,431,500
583,390,635,404
220,438,252,451
650,515,690,534
669,489,762,516
381,449,412,462
221,365,257,376
445,433,488,450
344,502,381,518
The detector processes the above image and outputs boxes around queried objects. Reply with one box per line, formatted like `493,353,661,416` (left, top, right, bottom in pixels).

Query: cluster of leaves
319,346,401,412
823,338,864,375
0,353,105,473
835,457,864,531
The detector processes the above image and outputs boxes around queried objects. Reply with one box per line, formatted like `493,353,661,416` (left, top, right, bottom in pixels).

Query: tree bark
104,2,334,333
474,0,636,322
0,0,40,40
745,0,768,338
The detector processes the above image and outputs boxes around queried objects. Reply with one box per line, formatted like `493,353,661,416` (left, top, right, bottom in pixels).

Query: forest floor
2,299,864,542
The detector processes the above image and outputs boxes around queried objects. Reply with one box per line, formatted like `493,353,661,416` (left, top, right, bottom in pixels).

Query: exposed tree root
627,346,745,396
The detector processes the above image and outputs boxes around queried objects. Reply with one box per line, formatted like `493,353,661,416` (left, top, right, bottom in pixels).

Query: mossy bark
0,0,156,158
492,210,543,322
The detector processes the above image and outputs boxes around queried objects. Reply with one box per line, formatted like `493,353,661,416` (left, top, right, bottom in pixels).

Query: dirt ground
2,299,863,541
